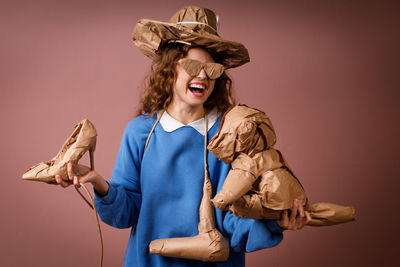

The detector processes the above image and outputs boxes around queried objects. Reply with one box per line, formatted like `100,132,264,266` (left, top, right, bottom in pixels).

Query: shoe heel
89,145,95,171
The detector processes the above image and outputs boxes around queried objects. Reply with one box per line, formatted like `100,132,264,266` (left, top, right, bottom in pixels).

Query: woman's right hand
55,163,109,196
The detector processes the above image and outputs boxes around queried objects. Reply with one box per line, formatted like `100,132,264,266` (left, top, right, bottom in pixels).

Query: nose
197,68,208,79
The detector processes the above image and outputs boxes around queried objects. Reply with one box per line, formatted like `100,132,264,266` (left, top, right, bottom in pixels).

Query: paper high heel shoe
22,119,97,184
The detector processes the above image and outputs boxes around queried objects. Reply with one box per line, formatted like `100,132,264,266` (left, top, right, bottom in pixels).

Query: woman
55,6,310,267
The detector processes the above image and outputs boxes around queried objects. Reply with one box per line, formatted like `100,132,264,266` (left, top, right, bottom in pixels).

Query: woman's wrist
92,177,109,196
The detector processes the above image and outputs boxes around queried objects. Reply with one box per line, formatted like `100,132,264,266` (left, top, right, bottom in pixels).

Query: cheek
174,75,189,91
177,76,191,90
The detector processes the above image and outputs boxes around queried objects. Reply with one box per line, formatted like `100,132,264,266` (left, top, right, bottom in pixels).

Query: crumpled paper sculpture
207,105,355,226
132,6,250,69
22,119,97,184
149,171,229,261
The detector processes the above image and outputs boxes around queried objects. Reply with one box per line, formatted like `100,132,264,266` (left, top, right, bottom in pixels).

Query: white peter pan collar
157,108,219,136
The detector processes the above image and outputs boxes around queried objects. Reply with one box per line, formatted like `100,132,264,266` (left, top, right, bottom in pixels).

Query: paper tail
306,202,356,226
227,196,355,227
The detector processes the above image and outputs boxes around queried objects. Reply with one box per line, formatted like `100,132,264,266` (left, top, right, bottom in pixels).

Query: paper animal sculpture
207,105,355,226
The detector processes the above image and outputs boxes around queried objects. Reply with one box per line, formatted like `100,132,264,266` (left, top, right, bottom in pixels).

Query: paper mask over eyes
178,58,225,79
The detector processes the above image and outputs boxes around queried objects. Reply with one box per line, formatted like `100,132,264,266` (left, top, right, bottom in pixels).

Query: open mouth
188,83,207,96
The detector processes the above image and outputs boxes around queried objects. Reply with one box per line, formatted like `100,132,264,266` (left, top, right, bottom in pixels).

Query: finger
296,218,305,230
281,210,289,225
289,199,299,223
296,210,311,230
73,176,81,188
282,209,288,219
55,175,70,188
277,210,289,229
67,163,74,181
298,201,305,218
75,172,92,186
55,174,63,185
77,171,92,185
305,211,312,224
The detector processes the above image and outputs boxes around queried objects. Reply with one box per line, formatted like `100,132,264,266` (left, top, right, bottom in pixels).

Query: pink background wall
1,0,399,266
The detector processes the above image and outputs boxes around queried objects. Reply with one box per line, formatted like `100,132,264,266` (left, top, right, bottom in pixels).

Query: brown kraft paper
148,160,229,261
208,105,356,226
22,119,97,184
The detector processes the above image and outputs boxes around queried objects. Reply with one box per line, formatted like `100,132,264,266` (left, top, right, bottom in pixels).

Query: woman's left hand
276,199,311,231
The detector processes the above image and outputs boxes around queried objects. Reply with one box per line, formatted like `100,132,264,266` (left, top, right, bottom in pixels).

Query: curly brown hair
137,43,235,116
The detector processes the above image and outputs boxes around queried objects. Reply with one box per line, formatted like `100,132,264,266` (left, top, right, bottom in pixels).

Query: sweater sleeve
94,116,152,229
222,211,284,253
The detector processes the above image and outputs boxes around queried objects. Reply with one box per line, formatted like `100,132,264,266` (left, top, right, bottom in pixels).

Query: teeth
189,84,206,90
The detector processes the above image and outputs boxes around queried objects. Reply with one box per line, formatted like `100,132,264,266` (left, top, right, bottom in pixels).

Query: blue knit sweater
94,113,283,266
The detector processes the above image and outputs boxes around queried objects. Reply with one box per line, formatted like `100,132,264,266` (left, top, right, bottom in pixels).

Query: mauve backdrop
1,0,399,266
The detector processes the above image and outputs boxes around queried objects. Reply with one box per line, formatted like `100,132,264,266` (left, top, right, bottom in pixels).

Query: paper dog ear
208,105,276,163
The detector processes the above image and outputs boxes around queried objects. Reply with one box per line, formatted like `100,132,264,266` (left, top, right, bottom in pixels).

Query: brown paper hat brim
132,18,250,69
